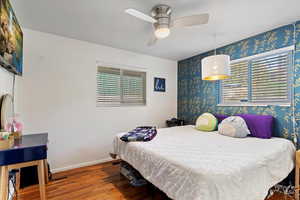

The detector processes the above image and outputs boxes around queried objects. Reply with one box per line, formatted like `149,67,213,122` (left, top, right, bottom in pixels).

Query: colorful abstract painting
178,22,300,142
0,0,23,75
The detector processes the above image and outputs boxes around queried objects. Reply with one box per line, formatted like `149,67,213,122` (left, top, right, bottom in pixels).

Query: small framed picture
154,77,166,92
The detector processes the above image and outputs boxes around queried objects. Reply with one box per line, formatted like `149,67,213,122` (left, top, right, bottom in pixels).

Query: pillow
236,114,274,139
214,114,229,124
218,116,250,138
195,113,217,131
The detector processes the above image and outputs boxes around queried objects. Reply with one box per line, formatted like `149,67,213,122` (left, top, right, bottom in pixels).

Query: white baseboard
51,157,113,173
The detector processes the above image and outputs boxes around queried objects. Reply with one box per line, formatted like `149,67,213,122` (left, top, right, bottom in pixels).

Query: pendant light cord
214,33,217,55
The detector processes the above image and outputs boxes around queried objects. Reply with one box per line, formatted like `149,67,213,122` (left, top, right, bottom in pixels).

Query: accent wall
178,21,300,140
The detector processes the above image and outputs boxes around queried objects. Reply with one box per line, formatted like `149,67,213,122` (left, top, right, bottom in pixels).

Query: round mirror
0,94,13,130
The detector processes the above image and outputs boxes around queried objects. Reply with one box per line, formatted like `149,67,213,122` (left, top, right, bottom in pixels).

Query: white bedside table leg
296,151,300,200
296,166,299,200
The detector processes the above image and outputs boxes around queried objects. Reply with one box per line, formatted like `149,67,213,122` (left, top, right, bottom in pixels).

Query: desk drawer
0,145,47,166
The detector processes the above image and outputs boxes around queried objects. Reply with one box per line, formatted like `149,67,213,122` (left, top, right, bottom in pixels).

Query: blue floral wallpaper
178,22,300,140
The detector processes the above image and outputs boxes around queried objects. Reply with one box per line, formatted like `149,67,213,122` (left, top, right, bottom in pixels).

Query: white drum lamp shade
201,55,231,81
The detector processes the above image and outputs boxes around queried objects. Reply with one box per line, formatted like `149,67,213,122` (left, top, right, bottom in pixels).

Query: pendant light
201,34,231,81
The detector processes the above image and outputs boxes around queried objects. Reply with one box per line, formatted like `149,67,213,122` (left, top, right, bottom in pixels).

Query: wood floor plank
16,161,294,200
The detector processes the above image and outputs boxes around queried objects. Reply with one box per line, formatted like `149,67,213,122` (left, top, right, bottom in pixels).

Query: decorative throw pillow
214,114,229,124
218,116,250,138
195,113,217,131
236,114,274,139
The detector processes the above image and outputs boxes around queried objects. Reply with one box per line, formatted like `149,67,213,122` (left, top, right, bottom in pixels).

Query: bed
113,125,295,200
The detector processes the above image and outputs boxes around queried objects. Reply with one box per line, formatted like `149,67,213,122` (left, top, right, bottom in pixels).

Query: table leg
44,160,49,183
296,166,299,200
37,160,47,200
0,166,8,200
16,169,20,192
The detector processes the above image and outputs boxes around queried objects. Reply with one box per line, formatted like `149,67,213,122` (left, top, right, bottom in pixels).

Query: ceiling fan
125,4,209,46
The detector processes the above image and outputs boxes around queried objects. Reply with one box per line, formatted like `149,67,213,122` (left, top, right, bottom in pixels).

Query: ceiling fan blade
147,36,158,46
172,13,209,28
125,9,157,23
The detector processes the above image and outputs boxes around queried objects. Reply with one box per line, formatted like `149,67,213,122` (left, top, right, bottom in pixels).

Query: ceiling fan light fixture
124,4,209,46
155,27,170,39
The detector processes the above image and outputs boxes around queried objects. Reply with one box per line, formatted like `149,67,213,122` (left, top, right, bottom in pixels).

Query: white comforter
113,125,295,200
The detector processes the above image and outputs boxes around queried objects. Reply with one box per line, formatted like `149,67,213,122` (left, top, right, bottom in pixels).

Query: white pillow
218,116,250,138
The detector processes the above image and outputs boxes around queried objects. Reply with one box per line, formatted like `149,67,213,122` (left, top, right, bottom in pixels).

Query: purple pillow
214,114,229,124
236,114,274,139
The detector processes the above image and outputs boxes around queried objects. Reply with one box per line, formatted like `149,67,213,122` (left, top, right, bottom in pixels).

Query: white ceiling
11,0,300,61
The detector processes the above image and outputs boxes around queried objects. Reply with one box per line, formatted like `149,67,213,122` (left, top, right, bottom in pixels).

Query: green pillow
195,113,217,131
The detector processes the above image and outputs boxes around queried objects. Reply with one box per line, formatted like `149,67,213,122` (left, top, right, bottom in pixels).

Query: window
220,49,293,106
97,66,146,106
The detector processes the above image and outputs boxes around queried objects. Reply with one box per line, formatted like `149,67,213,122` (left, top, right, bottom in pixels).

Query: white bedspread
113,125,295,200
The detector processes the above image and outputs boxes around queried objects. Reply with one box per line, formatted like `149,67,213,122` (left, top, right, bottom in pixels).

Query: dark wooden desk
0,133,48,200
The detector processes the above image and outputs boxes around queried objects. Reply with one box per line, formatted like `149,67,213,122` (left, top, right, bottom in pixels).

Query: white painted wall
16,29,177,172
0,63,14,200
0,67,14,97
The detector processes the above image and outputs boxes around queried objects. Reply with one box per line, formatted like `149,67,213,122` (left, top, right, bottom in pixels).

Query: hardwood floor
17,161,294,200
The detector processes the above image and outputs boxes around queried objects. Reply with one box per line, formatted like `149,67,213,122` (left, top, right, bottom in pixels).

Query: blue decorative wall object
178,22,300,141
154,77,166,92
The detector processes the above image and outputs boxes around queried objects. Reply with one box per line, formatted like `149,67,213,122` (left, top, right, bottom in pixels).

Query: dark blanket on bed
120,126,157,142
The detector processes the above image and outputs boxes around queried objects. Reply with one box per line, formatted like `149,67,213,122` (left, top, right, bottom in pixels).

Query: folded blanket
120,126,157,142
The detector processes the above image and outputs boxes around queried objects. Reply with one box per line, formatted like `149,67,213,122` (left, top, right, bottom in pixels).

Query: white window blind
220,49,292,105
97,66,146,106
97,67,121,105
221,61,248,103
251,52,290,103
122,70,146,105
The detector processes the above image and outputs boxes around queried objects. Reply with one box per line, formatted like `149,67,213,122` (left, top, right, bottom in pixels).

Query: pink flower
5,120,23,132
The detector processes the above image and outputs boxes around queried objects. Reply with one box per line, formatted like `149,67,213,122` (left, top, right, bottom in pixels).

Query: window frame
96,63,147,107
218,46,294,107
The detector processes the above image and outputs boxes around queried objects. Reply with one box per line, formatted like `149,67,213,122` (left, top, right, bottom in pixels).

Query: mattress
113,125,295,200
